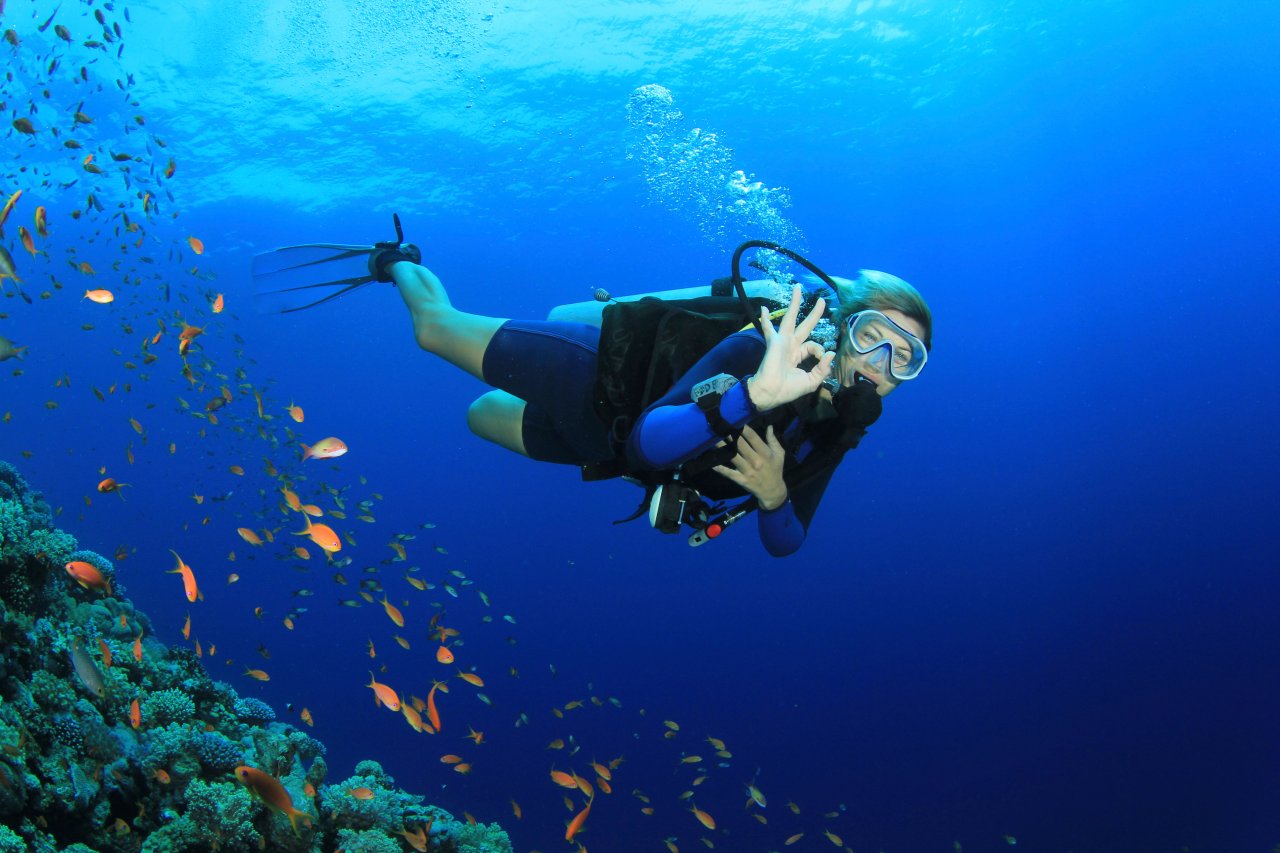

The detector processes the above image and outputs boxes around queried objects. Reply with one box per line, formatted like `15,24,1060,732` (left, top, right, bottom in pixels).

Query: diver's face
837,309,927,397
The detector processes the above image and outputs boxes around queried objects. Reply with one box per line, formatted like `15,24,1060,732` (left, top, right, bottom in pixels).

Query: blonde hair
826,270,932,350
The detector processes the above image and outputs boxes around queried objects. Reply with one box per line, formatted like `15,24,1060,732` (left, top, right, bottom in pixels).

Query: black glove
368,241,421,282
832,373,882,448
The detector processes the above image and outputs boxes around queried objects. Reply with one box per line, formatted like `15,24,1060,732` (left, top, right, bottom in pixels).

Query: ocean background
3,0,1279,850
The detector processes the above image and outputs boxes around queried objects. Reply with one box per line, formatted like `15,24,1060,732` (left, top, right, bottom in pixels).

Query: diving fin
251,242,378,314
252,213,416,313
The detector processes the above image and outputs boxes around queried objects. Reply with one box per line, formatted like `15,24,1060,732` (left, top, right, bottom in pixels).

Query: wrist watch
691,373,739,437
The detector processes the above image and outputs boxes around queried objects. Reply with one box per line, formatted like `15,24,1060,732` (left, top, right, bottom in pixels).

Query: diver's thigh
467,391,529,457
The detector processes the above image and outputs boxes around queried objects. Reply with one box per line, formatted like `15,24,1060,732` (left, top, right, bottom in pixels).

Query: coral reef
0,460,512,853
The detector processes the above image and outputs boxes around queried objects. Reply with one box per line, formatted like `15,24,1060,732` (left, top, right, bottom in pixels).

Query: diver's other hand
746,284,833,411
369,243,422,283
712,424,787,510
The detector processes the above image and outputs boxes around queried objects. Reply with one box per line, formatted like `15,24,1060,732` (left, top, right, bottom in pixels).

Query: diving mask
843,310,928,382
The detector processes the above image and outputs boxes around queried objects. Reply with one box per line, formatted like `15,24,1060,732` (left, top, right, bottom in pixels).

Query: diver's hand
745,285,833,411
713,425,787,510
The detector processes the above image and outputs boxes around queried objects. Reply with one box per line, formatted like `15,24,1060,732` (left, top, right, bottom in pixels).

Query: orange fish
465,726,484,745
300,708,314,727
551,770,578,789
511,800,522,820
166,550,200,602
65,560,113,595
154,769,171,784
453,763,472,775
401,702,425,733
347,787,374,800
440,754,464,764
18,226,38,257
566,796,593,843
691,806,715,830
425,682,442,732
234,766,312,836
98,638,113,668
181,613,191,640
237,528,264,546
97,477,129,498
129,698,141,729
435,644,454,665
34,206,47,238
400,822,431,853
300,436,347,461
188,236,204,255
228,465,244,476
132,634,143,662
243,667,270,682
294,515,341,553
379,595,404,627
457,671,484,688
281,488,302,512
164,158,176,179
0,190,21,236
211,293,224,313
366,672,401,712
83,289,114,304
77,262,96,275
286,402,304,423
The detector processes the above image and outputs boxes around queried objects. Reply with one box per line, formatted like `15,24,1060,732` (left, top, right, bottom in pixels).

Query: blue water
3,0,1279,850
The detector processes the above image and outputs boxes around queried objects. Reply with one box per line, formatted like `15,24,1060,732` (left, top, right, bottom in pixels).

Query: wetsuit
482,321,843,556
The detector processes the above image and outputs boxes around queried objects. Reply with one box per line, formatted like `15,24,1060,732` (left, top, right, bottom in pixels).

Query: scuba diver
252,219,932,555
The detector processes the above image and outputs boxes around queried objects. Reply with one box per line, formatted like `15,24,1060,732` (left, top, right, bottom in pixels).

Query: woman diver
375,245,932,557
251,224,931,556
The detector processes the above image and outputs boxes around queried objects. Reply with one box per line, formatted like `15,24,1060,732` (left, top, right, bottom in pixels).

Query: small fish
97,478,129,498
65,560,113,595
234,766,312,836
237,528,263,546
367,672,401,711
294,515,341,553
565,797,592,842
17,226,39,258
0,336,27,362
243,667,270,682
0,247,23,284
188,236,205,254
69,638,106,698
84,289,114,304
300,436,347,461
166,550,200,602
286,402,304,423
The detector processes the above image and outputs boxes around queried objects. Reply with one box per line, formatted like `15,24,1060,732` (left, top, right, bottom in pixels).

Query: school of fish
0,1,856,849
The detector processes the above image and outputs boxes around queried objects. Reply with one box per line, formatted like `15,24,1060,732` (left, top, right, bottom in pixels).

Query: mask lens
844,311,927,380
